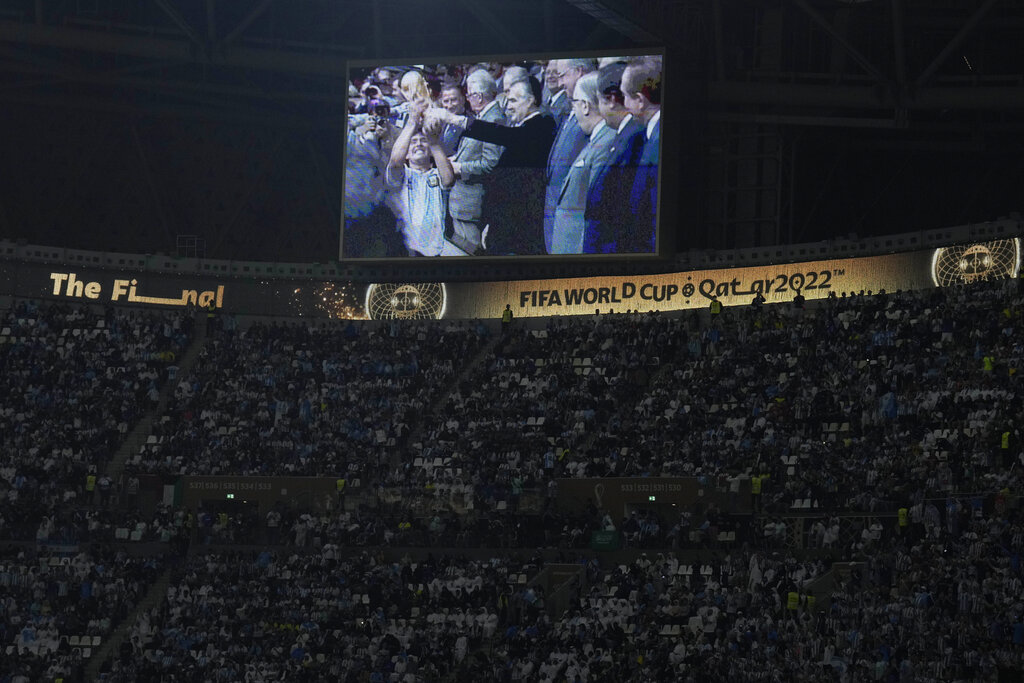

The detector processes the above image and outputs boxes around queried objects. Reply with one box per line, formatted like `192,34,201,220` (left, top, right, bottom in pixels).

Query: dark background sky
0,0,1022,263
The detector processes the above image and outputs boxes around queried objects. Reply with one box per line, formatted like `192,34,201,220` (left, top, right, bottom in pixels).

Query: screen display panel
340,52,664,260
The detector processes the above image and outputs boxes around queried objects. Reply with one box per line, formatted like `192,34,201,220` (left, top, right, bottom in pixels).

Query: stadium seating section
1,277,1023,682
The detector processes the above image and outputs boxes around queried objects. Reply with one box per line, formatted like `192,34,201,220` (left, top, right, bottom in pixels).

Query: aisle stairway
105,311,208,479
393,326,504,470
86,567,174,681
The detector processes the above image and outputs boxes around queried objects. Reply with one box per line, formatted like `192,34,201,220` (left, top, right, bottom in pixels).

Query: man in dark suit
544,59,572,129
622,57,662,254
582,63,646,254
438,82,471,157
447,70,504,255
437,76,556,255
542,58,597,254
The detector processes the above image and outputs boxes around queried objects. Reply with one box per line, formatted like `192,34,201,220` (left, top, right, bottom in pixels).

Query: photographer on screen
343,97,403,258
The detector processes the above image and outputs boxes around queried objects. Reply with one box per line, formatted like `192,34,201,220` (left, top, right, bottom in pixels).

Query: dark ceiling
0,0,1023,262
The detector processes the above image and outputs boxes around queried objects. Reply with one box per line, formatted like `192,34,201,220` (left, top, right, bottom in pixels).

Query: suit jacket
440,113,472,157
628,119,660,253
449,103,504,223
547,90,572,130
461,112,557,254
550,123,616,254
542,114,589,253
583,116,646,254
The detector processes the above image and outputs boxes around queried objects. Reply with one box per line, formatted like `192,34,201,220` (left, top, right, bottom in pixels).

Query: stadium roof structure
1,0,1024,265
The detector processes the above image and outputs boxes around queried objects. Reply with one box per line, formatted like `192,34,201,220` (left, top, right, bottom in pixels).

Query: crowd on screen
343,57,661,258
1,274,1023,681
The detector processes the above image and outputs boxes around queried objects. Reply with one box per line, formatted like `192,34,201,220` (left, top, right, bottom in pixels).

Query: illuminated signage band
437,238,1020,320
49,271,225,309
9,238,1020,320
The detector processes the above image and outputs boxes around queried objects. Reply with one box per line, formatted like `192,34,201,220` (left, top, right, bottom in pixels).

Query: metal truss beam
0,20,358,76
205,0,217,43
222,0,275,46
915,0,1000,88
456,0,523,53
892,0,907,90
0,60,342,105
153,0,202,48
562,0,661,44
711,81,1024,110
0,90,335,129
789,0,884,84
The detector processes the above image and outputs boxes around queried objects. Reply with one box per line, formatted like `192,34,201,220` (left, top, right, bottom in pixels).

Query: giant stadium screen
340,52,664,260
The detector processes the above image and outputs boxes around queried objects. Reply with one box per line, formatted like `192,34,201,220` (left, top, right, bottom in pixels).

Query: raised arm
387,117,417,184
387,100,428,183
422,111,455,189
460,117,533,148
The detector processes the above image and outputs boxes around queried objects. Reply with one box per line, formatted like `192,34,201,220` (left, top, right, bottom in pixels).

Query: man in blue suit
622,57,662,253
542,58,597,253
550,72,617,254
582,63,646,254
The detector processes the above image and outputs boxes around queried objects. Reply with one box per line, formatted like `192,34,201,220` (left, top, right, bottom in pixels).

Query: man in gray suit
447,70,505,255
550,72,617,254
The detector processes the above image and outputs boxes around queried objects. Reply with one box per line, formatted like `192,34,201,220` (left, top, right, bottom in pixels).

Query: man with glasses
446,69,505,255
551,71,617,254
543,58,597,253
544,60,572,129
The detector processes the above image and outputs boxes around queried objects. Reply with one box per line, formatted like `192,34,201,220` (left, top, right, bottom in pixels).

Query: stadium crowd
1,546,164,683
131,320,486,477
0,303,190,543
0,274,1022,682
